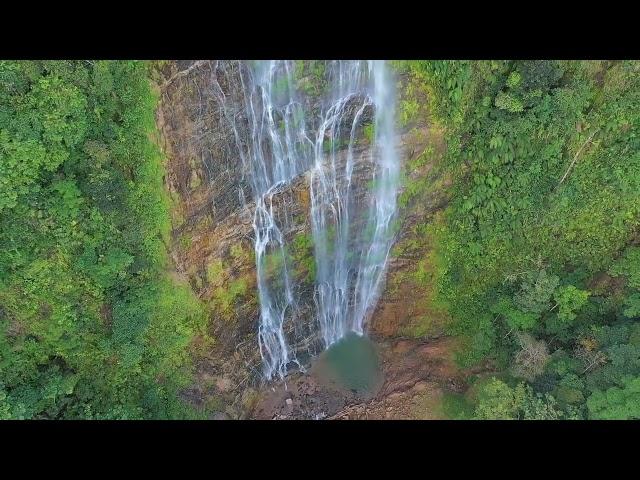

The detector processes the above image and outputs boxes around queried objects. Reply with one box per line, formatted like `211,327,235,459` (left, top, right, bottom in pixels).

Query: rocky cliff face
156,60,453,418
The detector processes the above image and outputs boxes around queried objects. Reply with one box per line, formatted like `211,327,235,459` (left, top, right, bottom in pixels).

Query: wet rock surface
159,61,323,407
159,61,460,418
250,336,469,420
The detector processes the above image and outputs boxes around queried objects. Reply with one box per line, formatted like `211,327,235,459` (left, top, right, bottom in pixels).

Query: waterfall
351,62,400,335
311,61,400,347
220,60,399,380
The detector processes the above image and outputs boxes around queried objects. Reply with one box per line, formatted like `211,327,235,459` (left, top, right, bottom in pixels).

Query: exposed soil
250,335,477,420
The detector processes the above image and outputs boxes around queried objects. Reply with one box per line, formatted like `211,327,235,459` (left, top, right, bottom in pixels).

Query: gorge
2,59,638,420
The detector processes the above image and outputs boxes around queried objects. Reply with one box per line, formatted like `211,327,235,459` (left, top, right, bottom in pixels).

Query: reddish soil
250,335,475,420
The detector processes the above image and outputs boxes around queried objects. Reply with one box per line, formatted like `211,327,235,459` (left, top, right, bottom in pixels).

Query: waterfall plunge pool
312,332,383,398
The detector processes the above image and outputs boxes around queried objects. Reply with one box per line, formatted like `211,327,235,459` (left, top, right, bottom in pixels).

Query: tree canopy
0,61,206,419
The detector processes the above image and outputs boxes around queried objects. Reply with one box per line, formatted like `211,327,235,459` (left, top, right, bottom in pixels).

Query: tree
553,285,589,323
474,378,576,420
491,296,537,331
513,332,550,381
587,376,640,420
0,61,206,419
399,59,640,419
521,387,578,420
474,378,525,420
574,337,607,374
623,293,640,319
515,270,560,315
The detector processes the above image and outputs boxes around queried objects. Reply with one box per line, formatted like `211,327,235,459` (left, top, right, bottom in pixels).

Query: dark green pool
315,332,382,397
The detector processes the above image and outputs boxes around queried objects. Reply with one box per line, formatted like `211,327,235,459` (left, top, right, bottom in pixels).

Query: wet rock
161,61,456,418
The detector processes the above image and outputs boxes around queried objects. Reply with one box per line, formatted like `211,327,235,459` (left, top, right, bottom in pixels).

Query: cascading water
351,62,400,334
311,61,400,347
217,61,314,380
219,60,400,380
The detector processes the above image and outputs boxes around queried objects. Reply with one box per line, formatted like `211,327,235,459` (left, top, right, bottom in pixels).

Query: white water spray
310,60,399,348
219,60,400,380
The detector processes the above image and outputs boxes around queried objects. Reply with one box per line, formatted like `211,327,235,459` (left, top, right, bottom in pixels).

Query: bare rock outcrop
157,60,455,418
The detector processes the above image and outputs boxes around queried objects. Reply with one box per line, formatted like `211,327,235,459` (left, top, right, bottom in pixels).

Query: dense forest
396,60,640,419
0,60,638,419
0,61,206,419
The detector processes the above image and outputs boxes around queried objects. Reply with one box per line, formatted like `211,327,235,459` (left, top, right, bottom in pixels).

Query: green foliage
259,233,316,287
587,376,640,420
609,246,640,289
230,243,253,264
0,62,89,212
474,377,578,420
263,249,286,282
553,285,589,323
506,71,521,89
398,60,474,127
206,259,224,284
289,232,316,284
515,270,560,315
0,61,206,419
441,391,475,419
213,278,248,317
491,297,537,331
622,293,640,319
494,91,523,113
474,378,526,419
608,246,640,320
521,388,579,420
293,60,327,97
399,60,640,418
363,123,375,143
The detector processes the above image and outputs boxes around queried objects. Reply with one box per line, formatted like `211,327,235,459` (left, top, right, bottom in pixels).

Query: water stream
220,60,399,380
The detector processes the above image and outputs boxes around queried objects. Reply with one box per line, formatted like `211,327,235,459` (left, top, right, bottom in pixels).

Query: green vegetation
0,61,208,419
322,136,352,154
3,59,638,420
293,60,327,97
396,60,640,419
363,123,375,144
213,278,248,318
289,232,316,284
473,377,580,420
260,233,316,286
441,391,474,419
205,247,256,321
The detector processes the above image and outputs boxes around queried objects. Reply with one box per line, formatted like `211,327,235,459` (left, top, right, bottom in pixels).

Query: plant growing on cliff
289,232,316,284
293,60,327,97
213,278,248,318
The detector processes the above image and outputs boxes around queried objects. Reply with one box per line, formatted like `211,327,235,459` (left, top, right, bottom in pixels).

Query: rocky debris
250,335,476,420
251,368,358,420
212,412,231,420
412,381,429,393
216,376,233,392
